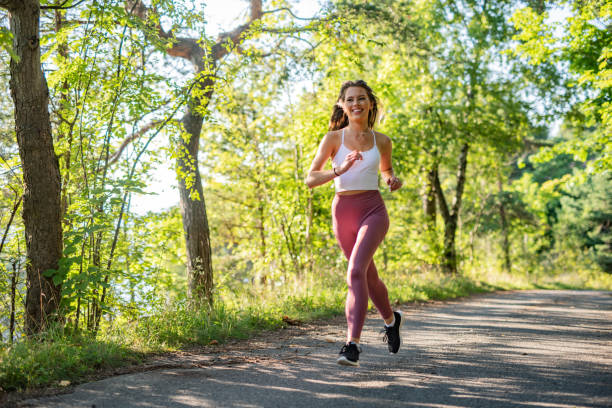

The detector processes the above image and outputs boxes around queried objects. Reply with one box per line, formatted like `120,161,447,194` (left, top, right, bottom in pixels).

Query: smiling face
341,86,371,123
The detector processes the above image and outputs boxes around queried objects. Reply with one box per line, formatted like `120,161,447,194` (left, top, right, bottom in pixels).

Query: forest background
0,0,610,393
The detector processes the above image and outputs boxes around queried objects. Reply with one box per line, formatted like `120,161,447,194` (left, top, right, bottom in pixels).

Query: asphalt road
21,290,612,408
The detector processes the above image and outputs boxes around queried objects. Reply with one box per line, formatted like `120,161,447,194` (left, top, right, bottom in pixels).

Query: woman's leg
344,205,390,340
366,260,393,321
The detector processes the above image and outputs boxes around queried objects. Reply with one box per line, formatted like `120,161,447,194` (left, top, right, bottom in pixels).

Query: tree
124,0,265,305
0,0,63,334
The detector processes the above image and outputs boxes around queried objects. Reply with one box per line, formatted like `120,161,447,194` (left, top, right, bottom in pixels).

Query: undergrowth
0,330,143,393
1,267,610,393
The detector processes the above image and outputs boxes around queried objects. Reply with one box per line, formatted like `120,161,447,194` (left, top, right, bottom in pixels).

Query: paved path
22,290,612,407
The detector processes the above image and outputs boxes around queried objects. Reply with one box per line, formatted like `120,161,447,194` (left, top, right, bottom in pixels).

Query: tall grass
2,266,611,393
0,329,144,392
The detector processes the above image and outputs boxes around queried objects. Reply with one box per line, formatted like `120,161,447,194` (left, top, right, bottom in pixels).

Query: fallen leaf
282,315,302,326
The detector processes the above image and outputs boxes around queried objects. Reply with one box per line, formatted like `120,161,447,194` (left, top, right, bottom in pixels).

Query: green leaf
53,274,64,285
0,27,19,62
87,265,100,273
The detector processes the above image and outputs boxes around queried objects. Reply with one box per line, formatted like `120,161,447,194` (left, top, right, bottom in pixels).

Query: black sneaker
381,311,402,353
337,342,361,366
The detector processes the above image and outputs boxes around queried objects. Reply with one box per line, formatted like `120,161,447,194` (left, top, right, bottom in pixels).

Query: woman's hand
337,150,362,174
386,176,403,192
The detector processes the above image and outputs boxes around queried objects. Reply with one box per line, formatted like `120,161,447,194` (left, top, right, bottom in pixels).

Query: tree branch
108,120,164,165
41,0,87,10
259,25,319,34
262,7,320,21
287,34,320,51
0,0,19,10
41,19,91,25
524,138,555,148
126,0,263,65
0,195,22,257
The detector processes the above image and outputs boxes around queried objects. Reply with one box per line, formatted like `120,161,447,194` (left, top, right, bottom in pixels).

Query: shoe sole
337,356,359,367
390,310,403,354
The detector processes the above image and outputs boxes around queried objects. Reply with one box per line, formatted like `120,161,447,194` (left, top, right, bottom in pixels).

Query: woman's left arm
378,132,403,192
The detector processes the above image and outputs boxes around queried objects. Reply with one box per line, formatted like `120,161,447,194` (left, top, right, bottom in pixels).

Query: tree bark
434,143,469,274
10,260,18,343
178,108,213,303
497,173,511,273
255,179,267,285
304,188,314,275
423,163,437,232
4,0,64,334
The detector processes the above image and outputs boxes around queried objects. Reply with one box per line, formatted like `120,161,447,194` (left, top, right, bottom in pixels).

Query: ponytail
329,105,349,131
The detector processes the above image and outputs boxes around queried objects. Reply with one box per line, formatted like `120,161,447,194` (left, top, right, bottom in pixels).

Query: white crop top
332,128,380,192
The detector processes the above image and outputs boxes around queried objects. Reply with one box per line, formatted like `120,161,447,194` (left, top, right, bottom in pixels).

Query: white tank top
332,128,380,192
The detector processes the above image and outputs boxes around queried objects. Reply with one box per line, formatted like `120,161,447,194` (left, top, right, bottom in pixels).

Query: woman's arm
305,132,338,188
377,132,403,192
305,132,363,188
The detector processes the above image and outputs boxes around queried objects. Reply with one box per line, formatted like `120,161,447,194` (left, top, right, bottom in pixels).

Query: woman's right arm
305,131,363,189
305,132,337,189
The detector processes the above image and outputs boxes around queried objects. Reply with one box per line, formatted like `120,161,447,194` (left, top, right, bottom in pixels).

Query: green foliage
468,190,537,235
510,7,558,65
0,26,18,62
556,173,612,273
510,1,612,173
0,328,143,392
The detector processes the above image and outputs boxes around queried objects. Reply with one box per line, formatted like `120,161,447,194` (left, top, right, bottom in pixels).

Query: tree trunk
5,0,64,334
442,215,459,274
10,260,18,343
497,173,511,273
434,143,469,274
257,185,267,285
423,164,437,231
178,109,213,304
304,188,314,276
420,162,439,268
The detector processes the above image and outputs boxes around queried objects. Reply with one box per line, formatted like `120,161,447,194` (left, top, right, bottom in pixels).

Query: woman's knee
346,265,366,286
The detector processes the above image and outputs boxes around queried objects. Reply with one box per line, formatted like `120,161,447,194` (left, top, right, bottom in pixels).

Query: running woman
305,80,403,366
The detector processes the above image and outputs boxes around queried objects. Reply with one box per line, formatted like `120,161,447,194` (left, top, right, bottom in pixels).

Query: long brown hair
328,80,379,131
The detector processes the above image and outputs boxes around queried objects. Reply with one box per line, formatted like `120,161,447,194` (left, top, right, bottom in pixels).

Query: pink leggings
332,190,393,340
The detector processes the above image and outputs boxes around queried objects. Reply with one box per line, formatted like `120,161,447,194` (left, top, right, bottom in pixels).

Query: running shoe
337,342,361,366
381,311,402,353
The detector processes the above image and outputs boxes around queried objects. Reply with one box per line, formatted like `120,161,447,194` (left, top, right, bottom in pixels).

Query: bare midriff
337,190,373,196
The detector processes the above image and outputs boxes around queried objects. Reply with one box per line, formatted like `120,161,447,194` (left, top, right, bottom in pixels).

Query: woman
305,80,403,366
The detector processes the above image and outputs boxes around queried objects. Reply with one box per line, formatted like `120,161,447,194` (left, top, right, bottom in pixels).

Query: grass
0,330,144,392
1,265,611,393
